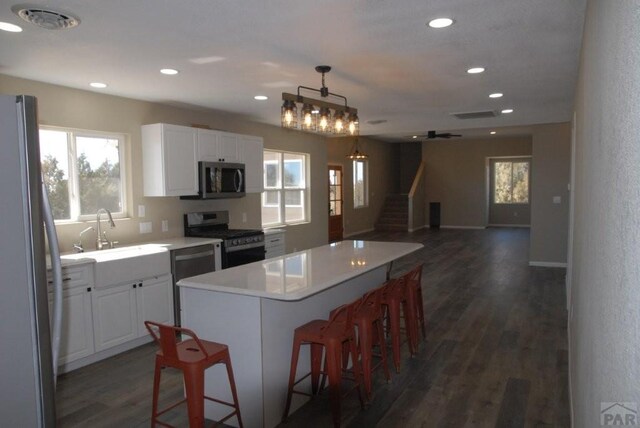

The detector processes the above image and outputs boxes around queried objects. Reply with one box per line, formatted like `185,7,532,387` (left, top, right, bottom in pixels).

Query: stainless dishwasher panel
170,243,220,326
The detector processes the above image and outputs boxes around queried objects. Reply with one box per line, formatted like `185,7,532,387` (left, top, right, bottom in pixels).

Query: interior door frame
485,155,533,226
328,163,344,242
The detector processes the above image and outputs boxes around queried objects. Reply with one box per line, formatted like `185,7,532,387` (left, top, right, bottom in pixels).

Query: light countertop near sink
48,237,222,269
263,228,285,235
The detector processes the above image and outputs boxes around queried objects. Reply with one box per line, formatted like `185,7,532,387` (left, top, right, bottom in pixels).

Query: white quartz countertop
263,228,286,235
138,237,222,251
178,240,423,301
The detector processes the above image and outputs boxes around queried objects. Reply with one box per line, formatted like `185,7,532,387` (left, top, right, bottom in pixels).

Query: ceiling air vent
451,110,498,120
12,6,80,30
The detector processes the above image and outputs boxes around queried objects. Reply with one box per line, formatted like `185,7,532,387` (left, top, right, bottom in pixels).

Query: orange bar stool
403,264,426,341
144,321,243,428
381,277,420,373
282,303,364,427
348,287,392,400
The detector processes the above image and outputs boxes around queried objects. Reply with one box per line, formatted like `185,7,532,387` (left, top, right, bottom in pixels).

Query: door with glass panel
489,157,531,226
328,165,343,242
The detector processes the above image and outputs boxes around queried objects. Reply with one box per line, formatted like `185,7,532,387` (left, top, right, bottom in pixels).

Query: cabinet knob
87,287,91,292
133,284,137,289
139,282,143,288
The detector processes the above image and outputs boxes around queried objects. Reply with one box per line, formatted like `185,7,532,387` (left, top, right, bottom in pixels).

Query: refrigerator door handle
41,180,62,385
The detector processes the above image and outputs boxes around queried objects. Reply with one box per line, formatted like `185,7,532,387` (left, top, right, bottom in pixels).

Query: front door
328,166,343,242
489,157,532,225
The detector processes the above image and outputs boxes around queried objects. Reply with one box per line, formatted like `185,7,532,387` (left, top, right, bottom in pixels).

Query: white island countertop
178,240,423,301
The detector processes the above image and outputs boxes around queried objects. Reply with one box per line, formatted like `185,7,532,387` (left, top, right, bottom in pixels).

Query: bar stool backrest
357,287,384,319
144,320,209,366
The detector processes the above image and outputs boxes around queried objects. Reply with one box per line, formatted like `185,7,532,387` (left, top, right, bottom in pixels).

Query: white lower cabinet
265,230,286,259
49,285,95,364
92,274,173,353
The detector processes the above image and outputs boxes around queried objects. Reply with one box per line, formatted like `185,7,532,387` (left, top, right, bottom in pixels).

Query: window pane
285,190,305,222
264,151,281,188
284,153,305,188
353,160,367,208
494,162,513,204
262,191,281,225
76,136,122,215
512,162,529,203
39,130,70,220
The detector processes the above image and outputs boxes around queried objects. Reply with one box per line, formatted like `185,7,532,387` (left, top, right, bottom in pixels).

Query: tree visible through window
262,150,309,226
494,161,530,204
39,128,126,221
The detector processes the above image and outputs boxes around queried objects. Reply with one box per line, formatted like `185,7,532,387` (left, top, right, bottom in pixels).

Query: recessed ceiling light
501,109,514,114
467,67,485,74
160,68,179,75
489,93,503,98
428,18,453,28
254,95,268,101
0,22,22,32
490,131,497,135
89,82,107,89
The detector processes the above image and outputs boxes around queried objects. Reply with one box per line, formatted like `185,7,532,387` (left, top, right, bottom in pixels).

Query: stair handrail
408,161,426,231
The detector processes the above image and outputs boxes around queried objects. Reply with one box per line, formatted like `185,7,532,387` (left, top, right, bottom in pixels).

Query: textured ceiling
0,0,587,141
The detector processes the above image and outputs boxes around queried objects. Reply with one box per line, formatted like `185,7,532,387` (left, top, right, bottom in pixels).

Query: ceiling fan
425,130,462,139
407,130,462,140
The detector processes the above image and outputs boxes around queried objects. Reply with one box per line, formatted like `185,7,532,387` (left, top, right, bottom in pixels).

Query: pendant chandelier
281,65,359,136
347,137,368,160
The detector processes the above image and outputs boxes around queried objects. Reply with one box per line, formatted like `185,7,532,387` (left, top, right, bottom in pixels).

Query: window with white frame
39,127,127,221
262,150,309,226
493,160,530,204
353,159,368,208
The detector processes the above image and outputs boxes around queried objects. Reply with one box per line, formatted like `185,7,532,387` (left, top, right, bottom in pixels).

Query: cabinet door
49,287,95,364
92,283,138,352
137,274,174,337
196,129,219,162
238,135,264,193
265,232,286,259
162,125,198,196
217,132,239,162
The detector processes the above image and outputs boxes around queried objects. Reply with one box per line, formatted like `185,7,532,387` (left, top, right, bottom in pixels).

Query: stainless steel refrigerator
0,95,63,426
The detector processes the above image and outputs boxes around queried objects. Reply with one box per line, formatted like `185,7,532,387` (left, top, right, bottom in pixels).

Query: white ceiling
0,0,587,141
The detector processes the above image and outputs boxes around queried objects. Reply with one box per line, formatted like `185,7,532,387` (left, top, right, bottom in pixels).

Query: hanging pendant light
334,111,346,135
281,100,297,128
347,112,359,136
347,137,368,160
300,103,316,131
317,107,332,133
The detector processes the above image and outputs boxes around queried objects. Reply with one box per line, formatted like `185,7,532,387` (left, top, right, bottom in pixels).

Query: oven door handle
226,242,264,253
174,250,215,261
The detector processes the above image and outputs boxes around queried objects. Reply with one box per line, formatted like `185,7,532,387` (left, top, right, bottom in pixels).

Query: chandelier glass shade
281,65,359,136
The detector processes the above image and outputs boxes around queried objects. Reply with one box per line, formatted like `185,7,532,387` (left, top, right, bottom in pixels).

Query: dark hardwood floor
56,227,569,428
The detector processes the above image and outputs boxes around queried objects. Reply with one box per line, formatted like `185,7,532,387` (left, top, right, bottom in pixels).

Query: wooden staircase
375,194,408,231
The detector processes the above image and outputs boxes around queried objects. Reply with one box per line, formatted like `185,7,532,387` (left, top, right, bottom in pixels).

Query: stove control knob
232,239,238,245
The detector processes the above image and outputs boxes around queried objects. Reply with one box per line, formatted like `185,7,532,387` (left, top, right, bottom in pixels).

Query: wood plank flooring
55,227,569,427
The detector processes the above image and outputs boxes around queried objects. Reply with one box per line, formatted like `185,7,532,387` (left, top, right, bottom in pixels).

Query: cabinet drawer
47,264,93,290
265,245,285,259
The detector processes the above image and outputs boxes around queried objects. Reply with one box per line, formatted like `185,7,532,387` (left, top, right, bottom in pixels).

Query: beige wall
529,123,571,264
0,74,327,253
399,142,422,193
569,1,640,426
422,137,532,227
327,137,395,236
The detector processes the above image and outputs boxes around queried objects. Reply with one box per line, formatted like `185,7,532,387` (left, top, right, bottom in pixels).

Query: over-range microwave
181,161,245,199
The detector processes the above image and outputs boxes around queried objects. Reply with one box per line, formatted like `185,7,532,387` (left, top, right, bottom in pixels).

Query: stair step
375,223,408,231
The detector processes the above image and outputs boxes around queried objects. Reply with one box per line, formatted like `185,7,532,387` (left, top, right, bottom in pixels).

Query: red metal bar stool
282,303,365,427
144,321,243,428
339,287,392,400
381,276,420,373
403,264,426,341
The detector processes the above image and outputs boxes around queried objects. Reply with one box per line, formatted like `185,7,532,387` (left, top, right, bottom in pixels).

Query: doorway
328,165,343,242
488,157,532,226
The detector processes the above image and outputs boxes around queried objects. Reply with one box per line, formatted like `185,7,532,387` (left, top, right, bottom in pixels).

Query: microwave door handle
235,169,243,192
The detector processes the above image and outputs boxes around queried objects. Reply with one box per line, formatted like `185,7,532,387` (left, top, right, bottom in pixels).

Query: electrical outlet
161,220,169,232
553,196,562,204
138,205,145,217
242,212,247,223
139,222,152,234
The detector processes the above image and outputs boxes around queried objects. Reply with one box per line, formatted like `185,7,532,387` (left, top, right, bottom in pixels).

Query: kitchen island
178,240,423,428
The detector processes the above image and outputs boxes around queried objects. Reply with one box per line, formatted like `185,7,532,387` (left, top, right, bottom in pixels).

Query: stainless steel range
184,211,265,269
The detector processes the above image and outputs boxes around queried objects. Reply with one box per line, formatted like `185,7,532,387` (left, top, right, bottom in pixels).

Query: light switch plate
242,212,247,223
553,196,561,204
161,220,169,232
139,222,152,234
138,205,145,217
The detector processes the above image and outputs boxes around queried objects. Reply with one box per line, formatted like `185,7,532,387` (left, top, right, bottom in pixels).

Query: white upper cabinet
142,123,198,197
143,123,263,196
237,134,264,193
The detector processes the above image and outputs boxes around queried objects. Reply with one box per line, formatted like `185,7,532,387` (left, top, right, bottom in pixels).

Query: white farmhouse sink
61,244,171,287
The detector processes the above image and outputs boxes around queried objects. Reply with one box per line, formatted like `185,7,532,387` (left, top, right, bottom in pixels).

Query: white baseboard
344,228,375,238
488,224,531,228
529,261,567,268
439,225,487,230
408,225,427,232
